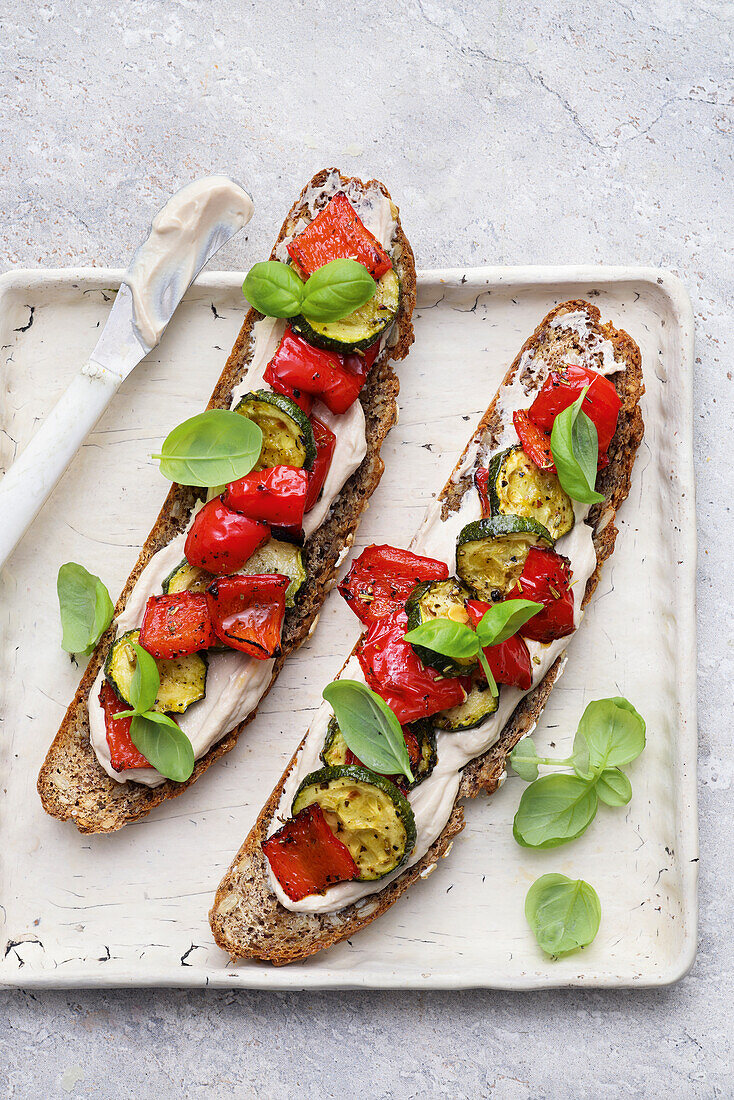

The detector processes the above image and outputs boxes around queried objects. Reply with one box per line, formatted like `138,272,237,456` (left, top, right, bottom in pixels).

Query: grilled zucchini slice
291,269,400,354
104,629,207,714
486,446,574,540
320,716,349,768
292,765,416,880
238,539,306,608
234,390,316,471
433,671,499,731
405,577,476,676
162,560,213,595
456,515,554,601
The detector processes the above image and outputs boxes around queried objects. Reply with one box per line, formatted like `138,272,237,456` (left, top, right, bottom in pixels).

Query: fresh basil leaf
475,599,544,647
550,389,604,505
576,697,646,774
403,619,479,661
301,258,377,323
129,712,195,782
525,873,601,957
510,739,540,782
243,261,305,318
571,731,591,780
595,767,633,806
322,679,413,782
57,562,114,655
152,409,262,487
513,774,598,848
129,643,160,714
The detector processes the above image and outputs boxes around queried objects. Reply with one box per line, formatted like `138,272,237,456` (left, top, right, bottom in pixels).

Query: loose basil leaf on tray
323,679,414,783
573,697,646,776
300,258,377,322
525,873,601,958
57,562,114,655
152,410,263,487
509,739,541,782
550,387,604,505
595,767,633,806
513,774,598,849
243,261,305,318
129,712,195,783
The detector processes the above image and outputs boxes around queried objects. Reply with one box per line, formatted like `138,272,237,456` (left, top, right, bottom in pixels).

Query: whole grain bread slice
37,169,416,834
209,299,644,965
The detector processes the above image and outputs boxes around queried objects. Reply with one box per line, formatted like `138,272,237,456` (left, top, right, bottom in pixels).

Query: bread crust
37,170,416,834
209,299,644,965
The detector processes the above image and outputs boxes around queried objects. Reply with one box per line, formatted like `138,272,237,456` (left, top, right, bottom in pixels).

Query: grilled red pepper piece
264,329,366,415
474,467,492,519
185,498,270,574
205,573,288,658
263,804,359,902
139,592,217,659
344,340,381,377
99,680,150,772
223,465,308,528
357,609,468,724
529,364,621,459
507,547,575,643
466,599,533,691
513,409,555,471
304,415,337,513
286,192,392,280
265,368,314,415
339,544,450,626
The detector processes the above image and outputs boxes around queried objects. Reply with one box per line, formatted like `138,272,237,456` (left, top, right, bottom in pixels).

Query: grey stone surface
0,0,732,1096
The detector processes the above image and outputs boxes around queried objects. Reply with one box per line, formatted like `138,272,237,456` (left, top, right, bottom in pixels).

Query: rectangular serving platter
0,265,696,989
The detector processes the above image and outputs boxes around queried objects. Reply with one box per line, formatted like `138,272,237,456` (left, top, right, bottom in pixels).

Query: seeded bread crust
209,299,644,965
37,170,416,834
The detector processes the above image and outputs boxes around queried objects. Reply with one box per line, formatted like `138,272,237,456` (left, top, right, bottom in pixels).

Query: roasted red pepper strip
529,364,621,457
263,803,359,902
265,369,314,415
205,573,288,658
99,680,150,772
139,592,217,659
286,192,392,280
339,544,450,626
513,409,555,471
474,467,492,519
223,465,309,528
264,329,366,416
466,599,533,691
507,546,575,643
185,498,270,574
357,609,468,724
304,415,337,513
344,340,381,376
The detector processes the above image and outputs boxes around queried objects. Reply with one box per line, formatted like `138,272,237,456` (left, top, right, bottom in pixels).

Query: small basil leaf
595,767,633,806
475,599,544,647
577,697,646,774
510,739,540,782
242,260,305,318
300,258,377,323
571,731,591,779
152,409,263,487
513,774,598,848
129,643,160,714
57,563,114,655
525,873,601,957
129,713,195,782
550,389,604,505
323,679,413,782
403,619,479,661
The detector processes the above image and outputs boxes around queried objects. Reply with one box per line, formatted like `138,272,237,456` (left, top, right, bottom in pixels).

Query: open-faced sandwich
209,299,644,964
38,169,416,833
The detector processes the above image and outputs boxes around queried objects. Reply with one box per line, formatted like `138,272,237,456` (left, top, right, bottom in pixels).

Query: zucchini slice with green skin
486,446,574,540
104,629,207,714
234,390,316,471
162,560,213,595
292,765,416,880
238,539,306,608
320,716,348,768
290,269,400,354
405,577,476,676
456,514,554,601
433,672,499,731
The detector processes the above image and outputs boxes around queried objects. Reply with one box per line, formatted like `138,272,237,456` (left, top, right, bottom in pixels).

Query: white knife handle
0,367,121,569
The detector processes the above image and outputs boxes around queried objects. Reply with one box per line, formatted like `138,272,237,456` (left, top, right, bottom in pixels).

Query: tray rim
0,263,698,991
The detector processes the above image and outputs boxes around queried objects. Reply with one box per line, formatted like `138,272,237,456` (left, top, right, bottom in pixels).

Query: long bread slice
37,169,416,834
209,299,644,965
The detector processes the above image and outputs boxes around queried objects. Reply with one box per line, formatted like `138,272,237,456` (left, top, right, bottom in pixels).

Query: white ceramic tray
0,266,696,989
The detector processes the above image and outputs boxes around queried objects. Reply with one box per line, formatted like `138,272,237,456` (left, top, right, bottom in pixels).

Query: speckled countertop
1,0,732,1096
